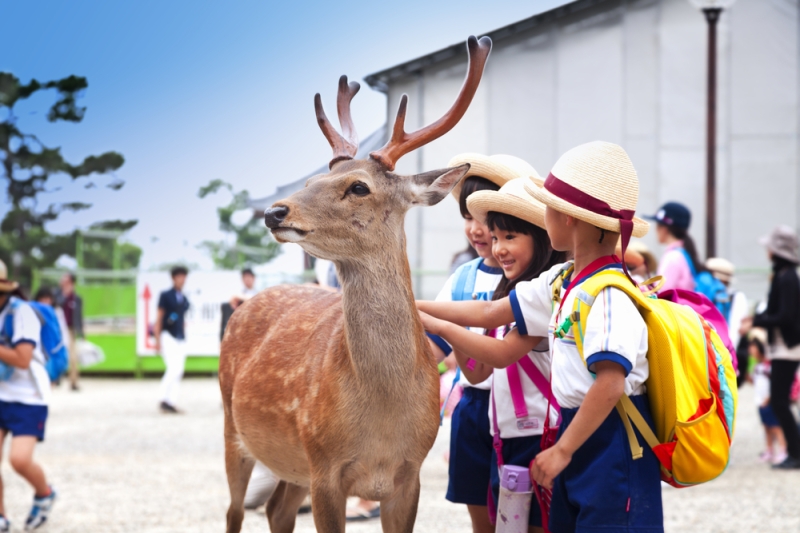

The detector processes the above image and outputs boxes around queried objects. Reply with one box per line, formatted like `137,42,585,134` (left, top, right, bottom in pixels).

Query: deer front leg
308,477,347,533
379,469,422,533
224,422,255,533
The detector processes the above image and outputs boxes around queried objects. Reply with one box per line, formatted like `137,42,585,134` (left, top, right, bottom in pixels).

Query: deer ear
406,164,471,207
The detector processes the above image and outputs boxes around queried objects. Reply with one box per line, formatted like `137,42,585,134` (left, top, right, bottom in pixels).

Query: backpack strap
506,363,529,420
452,258,483,301
518,356,561,422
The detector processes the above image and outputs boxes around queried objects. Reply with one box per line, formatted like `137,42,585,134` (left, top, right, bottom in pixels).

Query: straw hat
0,259,18,293
628,240,658,275
466,177,547,230
525,141,649,238
705,257,735,283
615,242,645,269
449,153,543,201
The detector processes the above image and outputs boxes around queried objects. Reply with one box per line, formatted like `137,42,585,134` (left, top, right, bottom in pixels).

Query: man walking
154,266,190,414
57,273,83,391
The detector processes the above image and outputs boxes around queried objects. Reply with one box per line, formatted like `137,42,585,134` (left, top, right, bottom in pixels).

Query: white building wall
384,0,796,300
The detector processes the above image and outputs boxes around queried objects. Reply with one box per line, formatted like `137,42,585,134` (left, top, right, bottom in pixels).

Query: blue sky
2,0,566,269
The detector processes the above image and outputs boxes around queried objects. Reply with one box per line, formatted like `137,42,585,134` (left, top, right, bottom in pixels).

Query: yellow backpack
553,268,738,488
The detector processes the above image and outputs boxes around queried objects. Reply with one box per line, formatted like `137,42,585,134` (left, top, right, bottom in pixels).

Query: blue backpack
679,249,732,322
2,298,69,382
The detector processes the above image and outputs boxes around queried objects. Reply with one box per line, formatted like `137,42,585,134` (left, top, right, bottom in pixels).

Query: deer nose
264,206,289,229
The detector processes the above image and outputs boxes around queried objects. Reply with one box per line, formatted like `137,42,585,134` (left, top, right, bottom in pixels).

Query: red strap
556,255,620,319
518,356,561,424
506,363,529,419
545,173,637,285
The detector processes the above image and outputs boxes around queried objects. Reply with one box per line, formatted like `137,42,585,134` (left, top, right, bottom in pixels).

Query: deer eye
347,182,370,197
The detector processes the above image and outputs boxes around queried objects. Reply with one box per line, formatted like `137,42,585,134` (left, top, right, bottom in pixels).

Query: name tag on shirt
517,417,539,431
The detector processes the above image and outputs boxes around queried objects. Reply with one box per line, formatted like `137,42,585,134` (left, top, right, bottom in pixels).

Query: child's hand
530,444,572,490
418,310,441,335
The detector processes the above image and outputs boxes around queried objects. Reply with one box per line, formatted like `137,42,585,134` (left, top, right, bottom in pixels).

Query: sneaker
773,450,789,465
0,515,10,533
772,457,800,470
159,401,182,414
25,487,56,530
758,450,773,463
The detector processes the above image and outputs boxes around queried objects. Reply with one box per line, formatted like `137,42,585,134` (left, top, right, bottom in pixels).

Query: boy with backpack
0,260,56,531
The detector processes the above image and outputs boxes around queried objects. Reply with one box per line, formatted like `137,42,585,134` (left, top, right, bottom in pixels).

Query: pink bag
658,289,738,371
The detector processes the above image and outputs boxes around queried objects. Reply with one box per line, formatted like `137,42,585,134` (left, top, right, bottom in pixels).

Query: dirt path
0,378,795,532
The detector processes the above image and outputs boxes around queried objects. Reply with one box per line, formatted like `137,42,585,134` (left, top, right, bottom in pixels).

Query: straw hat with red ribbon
0,259,19,293
525,141,649,279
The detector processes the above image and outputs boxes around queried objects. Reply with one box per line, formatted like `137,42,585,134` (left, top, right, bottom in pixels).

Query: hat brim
0,280,19,292
449,154,528,201
467,189,546,230
525,181,649,238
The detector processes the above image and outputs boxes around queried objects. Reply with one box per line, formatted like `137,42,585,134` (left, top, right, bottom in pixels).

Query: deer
219,35,492,533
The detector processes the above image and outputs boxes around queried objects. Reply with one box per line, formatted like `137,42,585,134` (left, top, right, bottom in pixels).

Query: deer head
264,36,492,262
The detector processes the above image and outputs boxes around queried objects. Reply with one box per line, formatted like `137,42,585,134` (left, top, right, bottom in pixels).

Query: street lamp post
689,0,735,259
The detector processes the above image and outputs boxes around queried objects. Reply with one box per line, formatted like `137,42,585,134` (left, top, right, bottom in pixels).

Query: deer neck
335,237,425,386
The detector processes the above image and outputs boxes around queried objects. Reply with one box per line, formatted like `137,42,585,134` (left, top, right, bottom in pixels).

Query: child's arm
0,343,33,370
417,298,515,330
451,347,493,384
419,311,542,369
530,361,626,489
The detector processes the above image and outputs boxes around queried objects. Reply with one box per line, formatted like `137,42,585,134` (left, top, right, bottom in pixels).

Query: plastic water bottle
496,464,532,533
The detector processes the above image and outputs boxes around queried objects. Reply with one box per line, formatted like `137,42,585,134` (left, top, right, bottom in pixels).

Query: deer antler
370,36,492,171
315,75,360,169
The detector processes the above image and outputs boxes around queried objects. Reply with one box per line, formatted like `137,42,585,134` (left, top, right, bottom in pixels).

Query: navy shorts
0,400,48,441
490,434,543,527
550,395,663,533
446,388,493,505
759,405,780,428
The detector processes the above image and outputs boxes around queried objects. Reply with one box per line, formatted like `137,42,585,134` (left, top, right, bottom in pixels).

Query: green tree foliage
0,72,131,286
80,220,142,270
198,179,280,269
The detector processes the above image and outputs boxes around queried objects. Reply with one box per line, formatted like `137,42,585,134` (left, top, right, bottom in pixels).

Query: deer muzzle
264,206,289,229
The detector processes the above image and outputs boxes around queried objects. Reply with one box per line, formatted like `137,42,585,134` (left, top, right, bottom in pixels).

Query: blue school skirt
490,434,543,527
550,394,664,533
446,387,493,505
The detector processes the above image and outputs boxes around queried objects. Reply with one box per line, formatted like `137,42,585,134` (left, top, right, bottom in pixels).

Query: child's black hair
170,265,189,278
34,287,54,302
750,337,765,359
486,211,567,300
665,225,704,274
458,176,500,218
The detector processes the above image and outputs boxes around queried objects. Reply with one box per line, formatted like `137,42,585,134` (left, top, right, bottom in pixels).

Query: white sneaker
773,450,789,465
25,487,56,530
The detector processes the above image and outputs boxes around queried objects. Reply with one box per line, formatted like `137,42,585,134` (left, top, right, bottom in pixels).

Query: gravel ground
0,377,797,532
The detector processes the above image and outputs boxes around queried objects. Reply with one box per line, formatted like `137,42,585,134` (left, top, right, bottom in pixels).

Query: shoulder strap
505,364,529,419
678,247,697,277
517,356,561,418
451,258,482,301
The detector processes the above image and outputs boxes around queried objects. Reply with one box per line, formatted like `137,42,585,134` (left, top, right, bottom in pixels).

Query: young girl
422,177,566,532
646,201,701,292
430,154,530,533
749,329,788,464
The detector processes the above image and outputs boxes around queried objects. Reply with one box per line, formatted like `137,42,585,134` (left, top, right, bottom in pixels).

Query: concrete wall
384,0,797,301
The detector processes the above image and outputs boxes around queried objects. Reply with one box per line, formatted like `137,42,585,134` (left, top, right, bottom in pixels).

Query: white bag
76,339,105,368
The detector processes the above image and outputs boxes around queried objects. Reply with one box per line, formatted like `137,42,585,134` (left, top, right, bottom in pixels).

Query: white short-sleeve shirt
510,262,649,410
488,326,557,438
430,260,503,391
0,299,51,406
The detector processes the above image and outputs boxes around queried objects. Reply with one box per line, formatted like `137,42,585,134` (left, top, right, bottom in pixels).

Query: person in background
33,289,71,381
628,240,658,279
705,257,749,347
749,328,788,465
750,225,800,469
229,268,258,310
57,274,83,391
646,202,701,292
0,260,57,531
154,266,190,414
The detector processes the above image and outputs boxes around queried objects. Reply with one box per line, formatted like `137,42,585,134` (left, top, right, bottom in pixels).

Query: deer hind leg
224,429,255,533
265,480,310,533
379,471,422,533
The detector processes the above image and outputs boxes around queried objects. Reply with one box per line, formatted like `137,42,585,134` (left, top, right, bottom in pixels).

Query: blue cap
645,202,691,230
